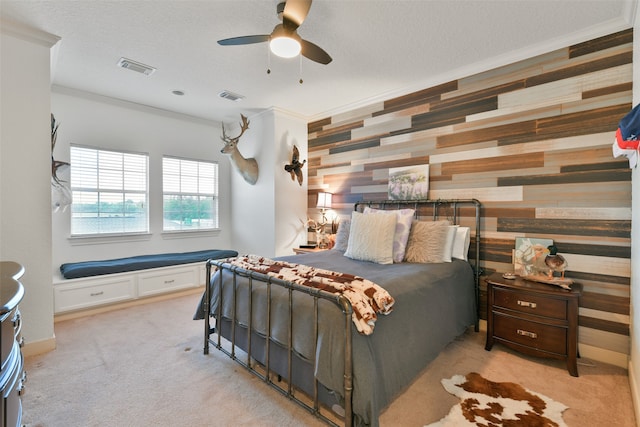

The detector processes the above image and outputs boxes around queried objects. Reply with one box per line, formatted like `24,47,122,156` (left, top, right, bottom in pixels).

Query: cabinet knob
17,382,26,397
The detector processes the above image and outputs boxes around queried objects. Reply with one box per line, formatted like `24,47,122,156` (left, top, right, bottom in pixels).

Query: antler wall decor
51,114,71,212
220,114,259,185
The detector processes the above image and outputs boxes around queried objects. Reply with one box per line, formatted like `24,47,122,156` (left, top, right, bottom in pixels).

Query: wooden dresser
485,272,582,376
0,262,26,427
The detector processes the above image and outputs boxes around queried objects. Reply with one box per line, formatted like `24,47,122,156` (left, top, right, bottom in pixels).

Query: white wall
230,108,308,257
273,109,309,256
1,21,59,349
50,87,233,279
229,110,275,256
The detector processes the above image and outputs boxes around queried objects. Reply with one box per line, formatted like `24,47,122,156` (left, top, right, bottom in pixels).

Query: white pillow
363,207,415,263
333,219,350,252
344,211,396,264
452,227,471,261
442,225,457,262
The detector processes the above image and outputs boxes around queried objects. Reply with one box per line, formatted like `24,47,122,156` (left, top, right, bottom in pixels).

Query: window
70,146,149,236
162,156,218,231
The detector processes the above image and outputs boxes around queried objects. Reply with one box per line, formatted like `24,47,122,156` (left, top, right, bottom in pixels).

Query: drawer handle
164,279,175,284
517,300,537,309
12,311,21,327
90,291,104,297
517,329,538,339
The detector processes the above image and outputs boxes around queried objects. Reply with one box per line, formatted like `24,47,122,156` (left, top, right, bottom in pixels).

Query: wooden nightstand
293,247,327,255
485,272,582,376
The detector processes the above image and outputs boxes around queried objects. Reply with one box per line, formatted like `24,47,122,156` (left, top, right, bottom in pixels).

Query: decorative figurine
545,244,568,279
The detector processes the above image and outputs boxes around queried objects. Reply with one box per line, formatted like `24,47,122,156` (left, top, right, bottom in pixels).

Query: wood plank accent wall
307,29,633,357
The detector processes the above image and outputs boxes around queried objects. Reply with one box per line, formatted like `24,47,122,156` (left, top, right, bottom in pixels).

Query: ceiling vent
117,57,156,76
218,90,245,102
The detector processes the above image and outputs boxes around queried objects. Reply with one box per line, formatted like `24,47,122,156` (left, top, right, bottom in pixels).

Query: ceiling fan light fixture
270,36,301,58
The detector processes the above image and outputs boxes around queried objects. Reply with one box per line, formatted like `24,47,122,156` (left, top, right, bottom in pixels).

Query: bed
194,199,481,426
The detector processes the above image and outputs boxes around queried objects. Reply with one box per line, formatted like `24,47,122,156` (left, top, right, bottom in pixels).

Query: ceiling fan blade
282,0,312,31
217,35,270,46
301,39,332,65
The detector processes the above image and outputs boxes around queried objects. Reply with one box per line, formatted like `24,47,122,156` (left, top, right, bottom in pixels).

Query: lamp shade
316,192,332,209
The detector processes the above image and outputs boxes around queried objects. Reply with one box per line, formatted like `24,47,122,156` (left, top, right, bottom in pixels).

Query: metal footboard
202,198,482,426
203,259,354,427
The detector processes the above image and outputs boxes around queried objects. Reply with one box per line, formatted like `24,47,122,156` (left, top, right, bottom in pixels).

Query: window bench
54,249,237,314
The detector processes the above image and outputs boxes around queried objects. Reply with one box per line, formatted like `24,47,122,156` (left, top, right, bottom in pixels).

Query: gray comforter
194,249,476,426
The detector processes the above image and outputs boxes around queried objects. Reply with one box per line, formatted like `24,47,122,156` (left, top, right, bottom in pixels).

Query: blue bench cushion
60,249,238,279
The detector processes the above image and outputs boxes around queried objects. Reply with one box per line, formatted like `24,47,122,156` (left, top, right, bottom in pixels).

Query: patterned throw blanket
225,255,395,335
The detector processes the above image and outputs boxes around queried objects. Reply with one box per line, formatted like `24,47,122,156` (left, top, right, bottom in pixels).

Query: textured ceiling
0,0,636,123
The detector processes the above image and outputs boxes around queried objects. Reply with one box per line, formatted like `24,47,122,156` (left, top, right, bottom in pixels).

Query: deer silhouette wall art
220,114,259,185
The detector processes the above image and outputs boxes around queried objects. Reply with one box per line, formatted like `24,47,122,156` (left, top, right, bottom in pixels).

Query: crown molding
51,85,220,127
0,18,60,48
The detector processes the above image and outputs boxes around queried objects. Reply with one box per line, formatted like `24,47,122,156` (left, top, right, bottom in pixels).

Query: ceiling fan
217,0,332,65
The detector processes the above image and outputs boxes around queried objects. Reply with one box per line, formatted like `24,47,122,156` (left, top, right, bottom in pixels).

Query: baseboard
23,336,56,357
54,286,204,322
629,361,640,427
578,342,629,369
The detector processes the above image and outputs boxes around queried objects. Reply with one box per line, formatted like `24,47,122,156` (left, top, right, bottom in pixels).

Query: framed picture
514,237,553,276
388,165,429,200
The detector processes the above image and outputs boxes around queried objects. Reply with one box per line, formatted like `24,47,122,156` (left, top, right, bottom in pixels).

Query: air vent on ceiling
117,57,156,76
218,90,245,102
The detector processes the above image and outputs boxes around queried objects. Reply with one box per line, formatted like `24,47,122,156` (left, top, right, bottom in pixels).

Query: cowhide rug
427,372,568,427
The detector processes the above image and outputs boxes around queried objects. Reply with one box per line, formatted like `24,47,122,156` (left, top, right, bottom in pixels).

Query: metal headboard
354,199,482,331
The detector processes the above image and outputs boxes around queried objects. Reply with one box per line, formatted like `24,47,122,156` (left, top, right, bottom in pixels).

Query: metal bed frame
202,199,482,426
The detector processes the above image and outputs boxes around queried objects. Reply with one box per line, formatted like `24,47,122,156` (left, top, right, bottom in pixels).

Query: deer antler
236,114,250,139
221,114,250,144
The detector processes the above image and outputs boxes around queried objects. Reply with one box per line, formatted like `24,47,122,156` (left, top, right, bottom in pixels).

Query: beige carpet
23,292,635,427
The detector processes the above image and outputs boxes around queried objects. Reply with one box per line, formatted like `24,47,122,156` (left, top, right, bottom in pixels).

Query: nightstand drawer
494,287,567,320
494,313,567,355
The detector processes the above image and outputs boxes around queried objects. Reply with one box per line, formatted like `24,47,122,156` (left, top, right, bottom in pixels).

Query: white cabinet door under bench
53,262,207,314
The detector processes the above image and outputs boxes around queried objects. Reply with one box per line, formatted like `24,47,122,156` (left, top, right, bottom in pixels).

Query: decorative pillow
442,225,457,262
344,211,396,264
403,220,451,263
333,219,351,252
452,227,471,261
363,207,415,263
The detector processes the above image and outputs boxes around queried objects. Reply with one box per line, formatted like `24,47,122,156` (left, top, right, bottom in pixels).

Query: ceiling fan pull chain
267,45,271,74
299,55,303,84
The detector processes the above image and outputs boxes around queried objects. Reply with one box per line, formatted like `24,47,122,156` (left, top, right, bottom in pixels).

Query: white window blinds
70,145,149,235
162,156,218,231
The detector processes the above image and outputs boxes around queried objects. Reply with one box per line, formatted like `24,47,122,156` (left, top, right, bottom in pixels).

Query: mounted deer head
220,114,259,185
